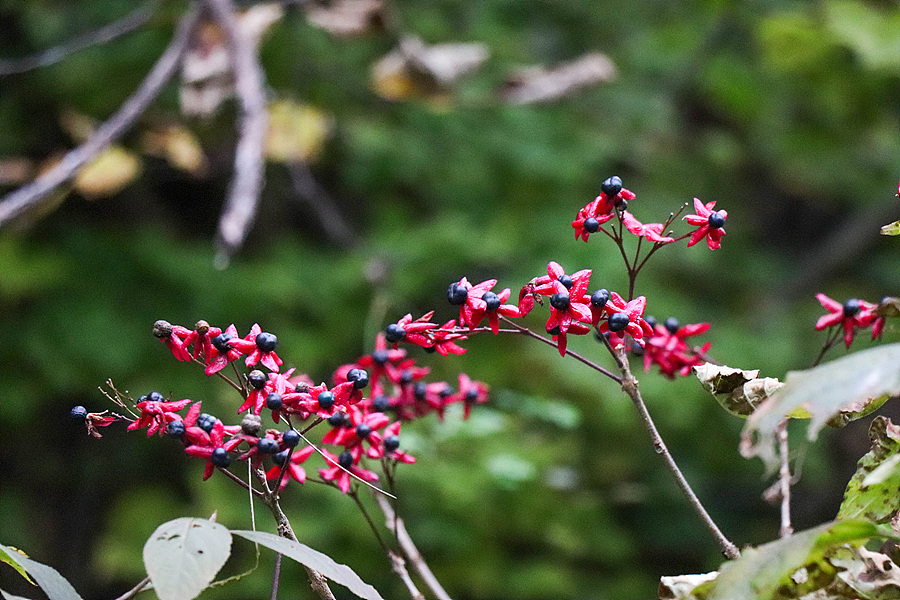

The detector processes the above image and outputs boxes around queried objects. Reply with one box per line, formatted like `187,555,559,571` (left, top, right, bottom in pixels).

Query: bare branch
204,0,270,266
0,7,201,229
0,2,158,77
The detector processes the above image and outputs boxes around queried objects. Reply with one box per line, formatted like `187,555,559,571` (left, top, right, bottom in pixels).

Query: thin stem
812,327,841,367
500,316,621,383
349,490,392,554
218,465,264,497
777,419,793,537
111,576,151,600
374,493,452,600
270,552,283,600
616,348,740,559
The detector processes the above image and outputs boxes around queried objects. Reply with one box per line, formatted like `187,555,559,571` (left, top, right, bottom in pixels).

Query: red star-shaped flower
532,262,593,356
815,294,878,348
684,198,727,250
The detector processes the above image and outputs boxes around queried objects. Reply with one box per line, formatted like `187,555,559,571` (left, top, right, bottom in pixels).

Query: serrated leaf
693,363,782,418
0,544,82,600
0,546,34,585
231,530,384,600
143,518,232,600
707,520,883,600
881,220,900,236
741,344,900,470
838,417,900,523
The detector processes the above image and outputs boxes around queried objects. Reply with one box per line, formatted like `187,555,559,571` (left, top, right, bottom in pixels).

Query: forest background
0,0,899,598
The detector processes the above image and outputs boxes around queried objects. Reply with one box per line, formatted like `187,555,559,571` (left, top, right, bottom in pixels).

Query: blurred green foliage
0,0,899,598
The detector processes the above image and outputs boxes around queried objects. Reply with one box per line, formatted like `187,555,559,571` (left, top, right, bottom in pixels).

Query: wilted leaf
73,145,141,198
305,0,385,37
881,220,900,236
500,53,615,105
693,363,783,418
143,518,232,600
371,36,488,101
658,572,717,599
877,298,900,319
265,100,332,164
838,417,900,523
741,343,900,470
0,546,34,585
0,544,82,600
142,126,207,175
232,530,383,600
707,520,884,600
830,546,900,599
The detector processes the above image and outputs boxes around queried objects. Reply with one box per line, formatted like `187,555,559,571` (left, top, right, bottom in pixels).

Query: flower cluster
639,317,711,378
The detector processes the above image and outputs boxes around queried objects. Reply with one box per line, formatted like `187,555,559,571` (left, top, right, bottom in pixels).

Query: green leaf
0,546,34,586
707,519,882,600
838,417,900,523
741,344,900,470
0,544,82,600
880,220,900,236
142,518,232,600
231,530,384,600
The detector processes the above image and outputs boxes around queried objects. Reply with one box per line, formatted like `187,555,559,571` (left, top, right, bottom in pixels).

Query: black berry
482,291,501,311
70,406,87,420
338,451,354,469
372,395,391,412
210,448,232,468
385,324,406,343
371,349,390,365
273,450,290,466
257,437,280,454
266,392,283,410
601,176,623,198
197,413,217,433
413,382,427,401
447,282,468,305
630,341,645,356
664,317,680,334
317,391,335,410
241,414,262,436
644,315,657,328
400,370,413,385
843,299,861,317
557,275,573,289
248,370,267,389
384,435,400,452
584,218,600,233
148,391,164,403
152,320,173,338
550,292,570,311
328,412,348,427
347,368,370,390
708,211,726,229
212,333,234,354
591,289,609,308
465,388,479,402
166,420,186,438
356,424,372,439
607,312,630,333
256,332,277,353
282,429,300,447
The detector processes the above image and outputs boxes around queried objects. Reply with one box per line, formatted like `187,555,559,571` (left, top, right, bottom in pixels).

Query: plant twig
204,0,270,266
777,419,793,537
0,7,200,229
111,576,151,600
616,348,740,559
0,1,158,77
374,493,452,600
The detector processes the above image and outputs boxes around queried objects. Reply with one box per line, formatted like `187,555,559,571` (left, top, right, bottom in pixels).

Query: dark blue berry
347,368,369,390
197,413,217,433
384,435,400,452
413,382,427,400
644,315,657,328
372,395,391,412
591,289,609,308
631,341,645,356
664,317,680,334
601,176,623,198
328,412,348,427
608,312,630,333
482,291,501,312
843,299,861,317
210,448,232,468
371,349,390,365
212,333,234,354
465,388,479,402
356,424,372,439
439,386,454,398
70,406,87,420
148,391,164,403
447,282,468,305
266,392,283,410
338,451,354,469
282,429,300,447
273,450,290,466
557,275,573,289
248,370,267,389
550,292,570,311
584,218,600,233
708,211,726,229
258,437,280,454
400,370,413,385
317,391,335,410
166,420,186,438
255,332,278,353
385,323,406,343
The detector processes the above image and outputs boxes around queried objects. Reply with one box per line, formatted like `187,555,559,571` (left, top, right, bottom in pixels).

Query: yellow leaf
880,219,900,236
73,146,141,198
264,100,331,164
142,126,207,175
